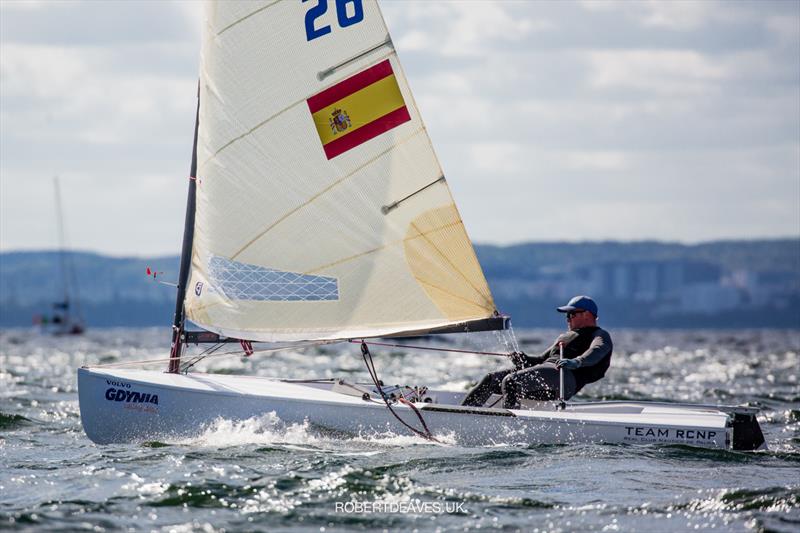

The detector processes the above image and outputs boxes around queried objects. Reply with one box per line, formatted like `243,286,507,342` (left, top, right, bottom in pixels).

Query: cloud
1,0,798,255
586,50,728,95
582,0,718,31
766,14,800,46
395,30,433,52
1,44,195,146
0,0,200,255
468,142,525,173
0,0,198,46
565,151,629,171
385,0,553,58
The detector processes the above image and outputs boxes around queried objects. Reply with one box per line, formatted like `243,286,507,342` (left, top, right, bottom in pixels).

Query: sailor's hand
556,358,581,370
509,351,528,369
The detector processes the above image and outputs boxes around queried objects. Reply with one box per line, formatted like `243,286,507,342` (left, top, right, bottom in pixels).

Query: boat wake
161,412,457,451
176,412,322,448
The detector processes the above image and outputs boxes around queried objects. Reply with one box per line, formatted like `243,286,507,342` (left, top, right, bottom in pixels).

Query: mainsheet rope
349,340,511,357
359,341,439,442
89,339,337,369
92,338,511,369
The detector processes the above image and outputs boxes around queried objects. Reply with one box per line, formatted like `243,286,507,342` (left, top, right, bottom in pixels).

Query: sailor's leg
501,364,577,407
461,369,513,406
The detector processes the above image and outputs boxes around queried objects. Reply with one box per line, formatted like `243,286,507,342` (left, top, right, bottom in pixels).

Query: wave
175,413,322,448
158,412,452,451
666,486,800,514
144,461,554,517
0,412,31,429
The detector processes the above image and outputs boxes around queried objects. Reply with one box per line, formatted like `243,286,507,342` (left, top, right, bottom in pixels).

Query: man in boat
461,295,612,409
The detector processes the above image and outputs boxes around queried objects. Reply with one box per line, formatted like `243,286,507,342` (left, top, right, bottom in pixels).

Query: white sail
185,0,497,342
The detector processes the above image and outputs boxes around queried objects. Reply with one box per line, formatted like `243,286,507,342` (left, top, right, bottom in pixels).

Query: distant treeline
1,239,798,329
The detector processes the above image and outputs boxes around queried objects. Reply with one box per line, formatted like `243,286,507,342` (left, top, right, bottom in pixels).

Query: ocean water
1,327,798,532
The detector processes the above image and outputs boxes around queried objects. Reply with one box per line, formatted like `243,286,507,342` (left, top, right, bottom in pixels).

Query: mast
53,175,84,332
168,84,201,373
53,176,70,307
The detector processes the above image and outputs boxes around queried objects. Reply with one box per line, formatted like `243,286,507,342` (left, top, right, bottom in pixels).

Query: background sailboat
35,176,85,335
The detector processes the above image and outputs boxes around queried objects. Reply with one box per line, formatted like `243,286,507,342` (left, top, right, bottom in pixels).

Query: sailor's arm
573,330,613,368
528,342,557,366
510,344,552,369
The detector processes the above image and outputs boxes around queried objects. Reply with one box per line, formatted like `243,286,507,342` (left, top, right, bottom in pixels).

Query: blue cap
557,295,598,316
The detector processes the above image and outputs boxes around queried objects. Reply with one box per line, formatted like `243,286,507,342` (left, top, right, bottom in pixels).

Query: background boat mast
53,176,70,306
53,175,83,328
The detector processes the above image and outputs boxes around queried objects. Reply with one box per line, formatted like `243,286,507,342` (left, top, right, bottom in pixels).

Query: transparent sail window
208,256,339,301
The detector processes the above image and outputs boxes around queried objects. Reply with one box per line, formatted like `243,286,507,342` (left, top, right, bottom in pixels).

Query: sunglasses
566,310,586,319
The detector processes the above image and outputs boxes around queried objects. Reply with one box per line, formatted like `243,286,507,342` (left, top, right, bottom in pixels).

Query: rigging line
350,340,511,357
398,397,434,436
181,342,225,373
409,219,495,310
89,357,178,368
360,342,439,442
198,49,396,172
216,0,280,36
230,125,425,260
381,175,445,214
90,340,335,368
318,36,393,81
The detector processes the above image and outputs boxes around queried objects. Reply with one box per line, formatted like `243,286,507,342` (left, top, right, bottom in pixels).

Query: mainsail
184,0,498,342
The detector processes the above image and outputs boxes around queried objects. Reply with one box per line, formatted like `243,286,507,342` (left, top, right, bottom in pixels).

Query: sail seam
413,277,495,314
216,1,281,36
230,125,426,260
305,219,464,274
409,220,495,310
187,299,225,316
199,50,396,171
200,104,296,172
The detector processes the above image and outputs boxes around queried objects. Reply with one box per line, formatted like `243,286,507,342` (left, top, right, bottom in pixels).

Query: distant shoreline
1,239,798,329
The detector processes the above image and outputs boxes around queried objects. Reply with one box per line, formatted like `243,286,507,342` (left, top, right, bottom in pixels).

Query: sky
1,0,798,256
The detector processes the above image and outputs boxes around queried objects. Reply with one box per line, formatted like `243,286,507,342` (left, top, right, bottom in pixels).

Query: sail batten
230,123,429,260
318,36,393,81
186,0,500,343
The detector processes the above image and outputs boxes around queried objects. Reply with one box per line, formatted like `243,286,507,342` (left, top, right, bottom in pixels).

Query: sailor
461,295,613,409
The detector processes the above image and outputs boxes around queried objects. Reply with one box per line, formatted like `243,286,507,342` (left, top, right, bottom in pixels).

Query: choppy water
1,328,798,532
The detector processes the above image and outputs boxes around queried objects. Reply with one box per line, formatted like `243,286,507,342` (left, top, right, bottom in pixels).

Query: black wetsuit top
520,327,613,390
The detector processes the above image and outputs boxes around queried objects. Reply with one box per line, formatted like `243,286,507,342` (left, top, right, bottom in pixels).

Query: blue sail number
304,0,364,41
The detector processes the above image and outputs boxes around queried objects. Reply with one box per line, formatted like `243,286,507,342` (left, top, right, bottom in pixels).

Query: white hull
77,367,766,450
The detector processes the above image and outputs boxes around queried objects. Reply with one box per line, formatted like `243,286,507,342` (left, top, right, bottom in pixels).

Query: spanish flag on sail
308,60,411,160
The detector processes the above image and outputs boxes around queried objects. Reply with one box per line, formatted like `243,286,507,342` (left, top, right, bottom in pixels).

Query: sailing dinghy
78,0,766,451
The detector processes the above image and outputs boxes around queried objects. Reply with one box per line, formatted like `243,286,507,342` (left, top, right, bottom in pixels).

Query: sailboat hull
77,367,765,450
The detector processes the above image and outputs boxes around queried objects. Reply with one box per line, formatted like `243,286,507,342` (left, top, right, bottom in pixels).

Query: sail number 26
304,0,364,41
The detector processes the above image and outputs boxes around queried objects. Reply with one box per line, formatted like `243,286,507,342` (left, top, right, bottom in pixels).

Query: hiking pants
461,363,577,408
